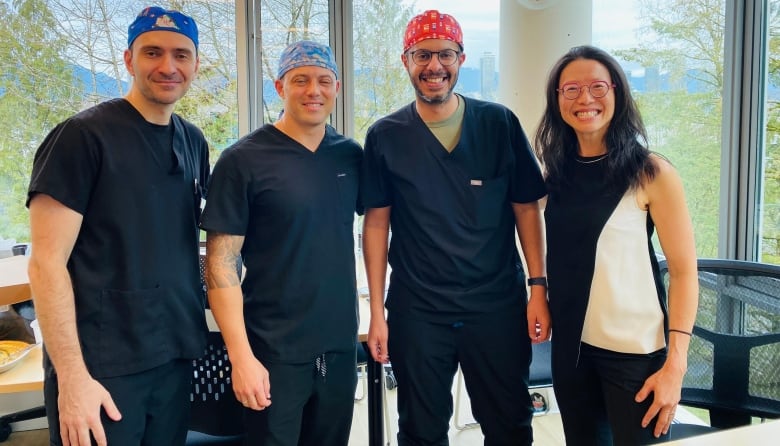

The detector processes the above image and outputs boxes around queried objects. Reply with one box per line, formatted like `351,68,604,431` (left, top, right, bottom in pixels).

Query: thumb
634,382,651,403
102,396,122,421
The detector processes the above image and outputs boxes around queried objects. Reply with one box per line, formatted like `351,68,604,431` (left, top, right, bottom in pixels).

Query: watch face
517,0,559,10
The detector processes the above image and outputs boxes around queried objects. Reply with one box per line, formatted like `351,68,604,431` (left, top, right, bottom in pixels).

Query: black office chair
185,331,245,445
186,254,245,445
658,258,780,439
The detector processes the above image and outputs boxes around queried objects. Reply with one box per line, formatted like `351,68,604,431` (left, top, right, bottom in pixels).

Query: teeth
425,77,444,83
576,111,598,118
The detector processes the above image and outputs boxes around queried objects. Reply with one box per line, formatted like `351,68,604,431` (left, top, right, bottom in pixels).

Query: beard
414,84,454,104
409,69,458,105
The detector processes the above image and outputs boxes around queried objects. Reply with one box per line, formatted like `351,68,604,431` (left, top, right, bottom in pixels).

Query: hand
367,317,389,363
231,356,272,411
57,374,121,446
635,362,685,438
526,289,551,343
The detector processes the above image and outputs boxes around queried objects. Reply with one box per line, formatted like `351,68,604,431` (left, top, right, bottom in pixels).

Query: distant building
480,52,496,101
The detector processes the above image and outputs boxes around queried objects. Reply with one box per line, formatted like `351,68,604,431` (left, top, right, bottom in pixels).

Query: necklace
575,153,609,164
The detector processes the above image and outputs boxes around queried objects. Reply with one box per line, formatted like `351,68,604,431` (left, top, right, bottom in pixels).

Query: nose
577,86,596,102
158,53,177,73
304,79,321,95
425,54,445,69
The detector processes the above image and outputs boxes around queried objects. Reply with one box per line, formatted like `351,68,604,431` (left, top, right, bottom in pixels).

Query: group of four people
25,5,698,446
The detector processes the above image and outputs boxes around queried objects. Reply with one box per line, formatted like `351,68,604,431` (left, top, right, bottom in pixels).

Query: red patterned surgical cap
403,10,463,52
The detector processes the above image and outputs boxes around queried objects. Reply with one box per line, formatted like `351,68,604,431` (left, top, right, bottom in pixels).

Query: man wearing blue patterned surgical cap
200,39,362,445
277,40,339,79
27,6,208,446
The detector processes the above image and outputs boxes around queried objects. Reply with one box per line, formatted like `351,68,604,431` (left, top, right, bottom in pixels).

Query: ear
124,48,134,76
401,52,410,69
274,78,284,98
335,79,341,95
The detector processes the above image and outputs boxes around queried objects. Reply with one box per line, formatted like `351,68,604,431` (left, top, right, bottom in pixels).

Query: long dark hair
534,45,656,193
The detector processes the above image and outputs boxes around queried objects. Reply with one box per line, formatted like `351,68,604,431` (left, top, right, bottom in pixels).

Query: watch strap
527,276,547,287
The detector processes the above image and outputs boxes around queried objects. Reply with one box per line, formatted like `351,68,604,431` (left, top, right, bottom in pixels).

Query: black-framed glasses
407,49,460,66
557,80,616,100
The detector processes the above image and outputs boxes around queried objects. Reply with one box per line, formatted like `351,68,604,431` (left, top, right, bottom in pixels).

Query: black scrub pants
44,359,192,446
552,342,669,446
388,307,534,446
243,349,357,446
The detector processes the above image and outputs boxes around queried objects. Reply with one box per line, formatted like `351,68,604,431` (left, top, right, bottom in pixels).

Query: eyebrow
138,45,195,54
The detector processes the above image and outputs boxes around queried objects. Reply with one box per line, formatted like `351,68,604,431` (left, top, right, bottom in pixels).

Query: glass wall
0,0,776,266
763,0,780,264
0,0,238,243
593,0,726,260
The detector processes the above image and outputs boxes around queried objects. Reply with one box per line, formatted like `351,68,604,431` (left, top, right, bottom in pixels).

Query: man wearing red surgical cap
361,9,550,445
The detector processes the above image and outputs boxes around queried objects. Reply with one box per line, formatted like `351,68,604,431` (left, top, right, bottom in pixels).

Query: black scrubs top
361,97,546,323
28,98,210,378
200,124,363,364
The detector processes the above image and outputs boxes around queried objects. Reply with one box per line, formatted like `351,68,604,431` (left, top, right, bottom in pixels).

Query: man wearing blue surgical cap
201,40,362,445
27,6,208,445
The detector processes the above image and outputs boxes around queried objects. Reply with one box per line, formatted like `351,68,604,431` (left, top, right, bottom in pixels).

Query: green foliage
613,0,726,259
0,0,241,241
0,0,82,241
351,0,415,143
762,2,780,262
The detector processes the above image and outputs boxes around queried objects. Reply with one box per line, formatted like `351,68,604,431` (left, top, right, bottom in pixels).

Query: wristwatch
527,276,547,287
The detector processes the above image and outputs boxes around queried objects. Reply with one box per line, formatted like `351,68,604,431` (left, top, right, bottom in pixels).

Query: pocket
471,174,509,228
97,287,169,369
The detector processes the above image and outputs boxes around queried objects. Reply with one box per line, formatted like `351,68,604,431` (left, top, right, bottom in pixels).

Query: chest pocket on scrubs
471,174,509,229
335,172,358,224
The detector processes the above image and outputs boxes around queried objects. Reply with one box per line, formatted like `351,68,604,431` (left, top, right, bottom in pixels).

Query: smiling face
557,58,615,151
403,38,464,106
274,65,340,129
124,30,199,109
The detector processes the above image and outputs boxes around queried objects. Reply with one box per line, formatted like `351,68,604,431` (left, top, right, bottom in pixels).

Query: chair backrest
658,258,780,428
187,253,245,441
189,331,245,437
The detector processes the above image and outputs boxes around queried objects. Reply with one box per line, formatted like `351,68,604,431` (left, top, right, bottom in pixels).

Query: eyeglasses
557,80,615,100
407,49,460,66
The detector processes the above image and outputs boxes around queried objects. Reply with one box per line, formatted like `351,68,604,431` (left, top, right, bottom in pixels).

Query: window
0,0,238,242
593,0,726,260
762,0,780,264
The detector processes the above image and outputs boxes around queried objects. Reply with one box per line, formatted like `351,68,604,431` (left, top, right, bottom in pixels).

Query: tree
613,0,726,258
352,0,415,144
0,0,81,241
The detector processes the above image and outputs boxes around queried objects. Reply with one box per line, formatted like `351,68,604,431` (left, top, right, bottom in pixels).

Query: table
0,345,43,393
0,256,31,307
0,255,41,393
0,254,46,439
358,297,385,446
662,419,780,445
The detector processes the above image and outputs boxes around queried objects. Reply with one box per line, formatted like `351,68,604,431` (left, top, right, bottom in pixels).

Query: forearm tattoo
205,233,243,289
